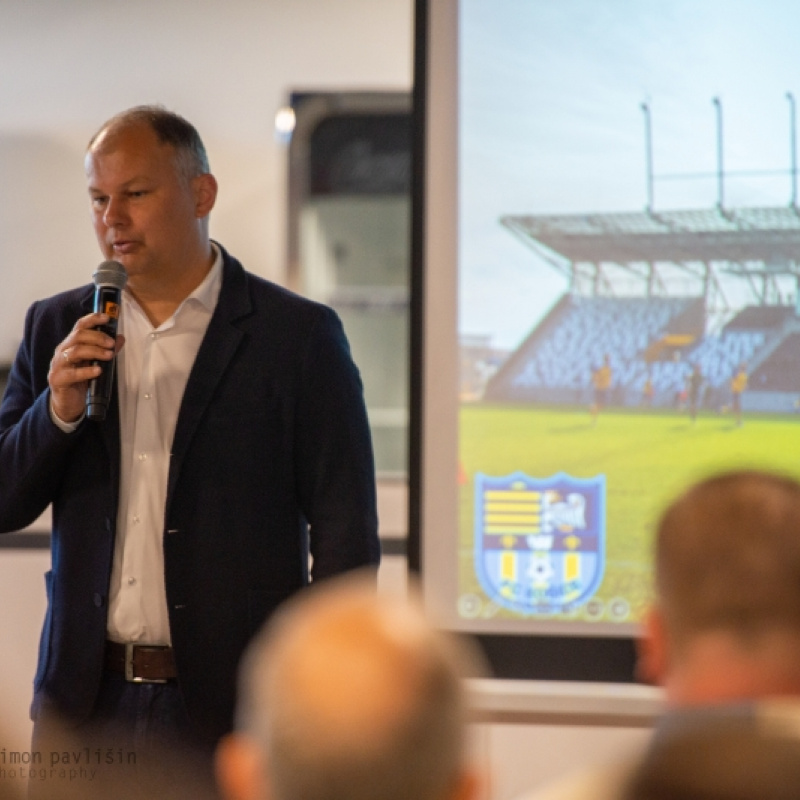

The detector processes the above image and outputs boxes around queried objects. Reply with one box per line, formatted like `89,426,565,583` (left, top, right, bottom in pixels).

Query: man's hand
48,312,124,423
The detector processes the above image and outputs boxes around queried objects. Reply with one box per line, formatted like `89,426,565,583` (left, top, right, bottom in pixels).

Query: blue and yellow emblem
474,471,606,615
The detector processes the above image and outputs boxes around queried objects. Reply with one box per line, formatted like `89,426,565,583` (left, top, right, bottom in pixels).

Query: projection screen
412,0,800,681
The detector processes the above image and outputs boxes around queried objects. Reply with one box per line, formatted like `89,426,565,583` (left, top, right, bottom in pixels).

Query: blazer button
93,593,104,608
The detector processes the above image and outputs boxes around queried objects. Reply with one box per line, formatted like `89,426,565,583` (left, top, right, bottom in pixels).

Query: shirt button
144,393,152,400
128,577,137,586
132,515,140,524
138,453,148,461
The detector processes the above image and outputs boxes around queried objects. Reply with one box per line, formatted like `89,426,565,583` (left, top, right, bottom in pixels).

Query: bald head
253,588,457,748
218,576,483,800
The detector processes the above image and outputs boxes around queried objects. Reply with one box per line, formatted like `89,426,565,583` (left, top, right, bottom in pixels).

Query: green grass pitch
458,404,800,624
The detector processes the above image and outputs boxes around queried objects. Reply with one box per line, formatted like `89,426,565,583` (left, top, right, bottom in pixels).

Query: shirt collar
120,243,223,331
185,242,223,313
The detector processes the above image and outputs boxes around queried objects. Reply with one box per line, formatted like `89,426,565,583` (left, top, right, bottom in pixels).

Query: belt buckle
124,643,167,684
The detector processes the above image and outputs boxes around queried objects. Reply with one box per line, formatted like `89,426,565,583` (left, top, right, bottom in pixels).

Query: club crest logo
473,471,606,615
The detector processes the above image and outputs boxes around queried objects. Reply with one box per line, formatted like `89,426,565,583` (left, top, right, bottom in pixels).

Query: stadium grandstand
483,206,800,413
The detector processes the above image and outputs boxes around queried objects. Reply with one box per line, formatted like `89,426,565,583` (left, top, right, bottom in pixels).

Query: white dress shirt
106,247,222,645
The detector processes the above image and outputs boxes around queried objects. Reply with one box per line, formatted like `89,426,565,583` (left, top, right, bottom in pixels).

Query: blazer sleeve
293,305,380,578
0,301,81,532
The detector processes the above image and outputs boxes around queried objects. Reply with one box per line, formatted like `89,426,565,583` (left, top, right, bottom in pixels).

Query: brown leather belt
105,640,177,684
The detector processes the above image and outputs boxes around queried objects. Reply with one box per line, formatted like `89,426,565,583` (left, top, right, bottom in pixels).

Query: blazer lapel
166,252,252,504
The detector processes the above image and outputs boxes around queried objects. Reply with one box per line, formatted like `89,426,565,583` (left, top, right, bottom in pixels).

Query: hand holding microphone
49,260,127,424
86,260,127,421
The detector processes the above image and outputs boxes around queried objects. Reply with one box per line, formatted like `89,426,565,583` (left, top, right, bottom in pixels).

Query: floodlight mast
641,101,654,213
712,96,724,211
787,92,797,209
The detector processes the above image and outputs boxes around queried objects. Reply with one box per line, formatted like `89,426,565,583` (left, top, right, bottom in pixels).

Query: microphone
86,260,127,421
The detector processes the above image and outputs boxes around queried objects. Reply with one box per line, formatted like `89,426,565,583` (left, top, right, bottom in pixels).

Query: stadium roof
501,206,800,267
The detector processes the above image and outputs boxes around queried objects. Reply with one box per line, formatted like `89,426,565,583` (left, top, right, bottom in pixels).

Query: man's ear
215,732,265,800
192,172,218,219
636,605,669,687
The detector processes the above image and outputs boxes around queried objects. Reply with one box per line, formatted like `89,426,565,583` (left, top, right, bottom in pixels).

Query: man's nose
103,197,128,227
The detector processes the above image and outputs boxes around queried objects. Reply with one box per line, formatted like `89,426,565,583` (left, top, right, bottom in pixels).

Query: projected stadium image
453,0,800,634
459,211,800,628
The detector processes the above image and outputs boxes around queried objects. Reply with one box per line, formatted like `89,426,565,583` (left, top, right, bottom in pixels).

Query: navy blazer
0,245,380,743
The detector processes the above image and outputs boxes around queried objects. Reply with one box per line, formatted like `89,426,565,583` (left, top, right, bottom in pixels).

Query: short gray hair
656,469,800,647
88,104,210,180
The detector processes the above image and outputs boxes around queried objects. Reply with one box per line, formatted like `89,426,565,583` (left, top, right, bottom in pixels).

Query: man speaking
0,105,380,795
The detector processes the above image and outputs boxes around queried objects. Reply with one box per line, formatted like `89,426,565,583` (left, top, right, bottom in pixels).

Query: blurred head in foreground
638,469,800,706
215,574,485,800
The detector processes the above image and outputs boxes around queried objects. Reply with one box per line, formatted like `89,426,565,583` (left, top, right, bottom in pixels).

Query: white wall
0,0,413,360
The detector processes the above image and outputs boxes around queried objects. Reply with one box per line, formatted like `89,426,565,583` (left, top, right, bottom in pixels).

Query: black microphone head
93,260,128,291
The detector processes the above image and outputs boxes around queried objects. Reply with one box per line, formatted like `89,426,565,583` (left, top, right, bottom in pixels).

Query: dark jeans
30,672,219,800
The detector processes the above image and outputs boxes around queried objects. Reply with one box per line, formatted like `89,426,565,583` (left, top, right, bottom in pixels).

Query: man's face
85,122,208,285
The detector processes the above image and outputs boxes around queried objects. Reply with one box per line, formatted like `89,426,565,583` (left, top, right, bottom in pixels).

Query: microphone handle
86,286,122,422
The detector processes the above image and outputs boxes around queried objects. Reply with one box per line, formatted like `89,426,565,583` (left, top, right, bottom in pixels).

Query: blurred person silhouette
19,715,217,800
729,362,748,427
686,363,703,423
637,469,800,705
215,574,486,800
516,469,800,800
641,374,654,408
590,354,612,426
621,709,800,800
